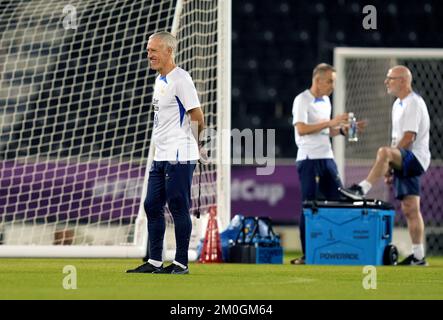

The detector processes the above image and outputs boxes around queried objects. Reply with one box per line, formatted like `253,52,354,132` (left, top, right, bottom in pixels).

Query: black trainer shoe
338,184,365,200
154,263,189,274
126,261,162,273
398,254,428,266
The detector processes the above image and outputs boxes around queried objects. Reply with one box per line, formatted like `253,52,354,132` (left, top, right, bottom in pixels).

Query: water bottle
348,112,358,142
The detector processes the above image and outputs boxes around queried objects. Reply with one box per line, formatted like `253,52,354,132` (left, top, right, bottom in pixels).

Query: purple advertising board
231,165,302,224
0,160,145,223
1,161,442,225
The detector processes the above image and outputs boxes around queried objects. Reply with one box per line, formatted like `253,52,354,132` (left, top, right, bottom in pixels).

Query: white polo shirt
292,89,334,161
391,92,431,171
152,67,200,161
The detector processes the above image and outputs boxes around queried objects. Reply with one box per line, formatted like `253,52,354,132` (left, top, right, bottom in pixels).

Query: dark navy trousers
296,158,344,255
144,161,196,266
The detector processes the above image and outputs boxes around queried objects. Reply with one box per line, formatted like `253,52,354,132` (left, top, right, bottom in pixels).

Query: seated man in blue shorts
339,66,430,266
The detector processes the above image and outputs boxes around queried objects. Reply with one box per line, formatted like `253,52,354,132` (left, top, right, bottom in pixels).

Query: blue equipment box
304,200,397,265
227,216,283,264
255,245,283,264
229,244,283,264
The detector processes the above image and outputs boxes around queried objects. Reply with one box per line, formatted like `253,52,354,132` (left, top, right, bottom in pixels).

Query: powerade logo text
320,253,359,260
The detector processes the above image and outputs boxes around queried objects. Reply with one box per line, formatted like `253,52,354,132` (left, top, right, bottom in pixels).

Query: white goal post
0,0,231,258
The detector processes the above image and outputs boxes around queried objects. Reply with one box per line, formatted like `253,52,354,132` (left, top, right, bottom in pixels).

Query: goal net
0,0,231,258
334,48,443,253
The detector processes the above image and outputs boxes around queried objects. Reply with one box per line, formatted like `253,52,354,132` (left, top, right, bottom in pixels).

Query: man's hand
199,146,209,165
339,125,349,136
384,169,394,185
357,120,367,133
329,113,348,128
339,120,367,136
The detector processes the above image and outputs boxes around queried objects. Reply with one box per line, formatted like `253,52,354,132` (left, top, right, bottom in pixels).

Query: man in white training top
127,31,205,274
340,65,431,266
291,63,349,265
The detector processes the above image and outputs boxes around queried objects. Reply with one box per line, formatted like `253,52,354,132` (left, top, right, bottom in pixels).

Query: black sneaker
338,184,365,200
154,263,189,274
126,261,162,273
398,254,428,266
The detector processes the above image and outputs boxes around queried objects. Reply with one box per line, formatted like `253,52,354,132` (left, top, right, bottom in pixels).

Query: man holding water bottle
291,63,363,264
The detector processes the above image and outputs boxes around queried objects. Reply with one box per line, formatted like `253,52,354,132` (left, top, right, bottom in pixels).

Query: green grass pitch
1,253,442,300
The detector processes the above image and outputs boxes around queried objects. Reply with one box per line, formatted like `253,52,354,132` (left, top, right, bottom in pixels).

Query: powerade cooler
304,199,398,266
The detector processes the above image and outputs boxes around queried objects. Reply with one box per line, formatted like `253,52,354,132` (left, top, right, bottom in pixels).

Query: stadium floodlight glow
0,0,231,259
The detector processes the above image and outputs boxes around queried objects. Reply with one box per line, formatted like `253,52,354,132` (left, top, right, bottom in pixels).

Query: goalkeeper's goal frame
0,0,231,258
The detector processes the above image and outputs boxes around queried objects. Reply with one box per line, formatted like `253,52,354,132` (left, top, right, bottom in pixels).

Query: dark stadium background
231,0,443,158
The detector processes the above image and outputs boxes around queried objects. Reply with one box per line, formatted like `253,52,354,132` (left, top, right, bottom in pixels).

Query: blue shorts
296,158,343,201
393,149,425,200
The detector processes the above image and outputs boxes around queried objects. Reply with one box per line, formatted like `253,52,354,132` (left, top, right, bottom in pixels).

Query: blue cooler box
304,200,398,266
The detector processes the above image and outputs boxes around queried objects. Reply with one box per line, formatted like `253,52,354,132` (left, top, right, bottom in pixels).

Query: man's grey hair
149,31,177,61
312,63,336,78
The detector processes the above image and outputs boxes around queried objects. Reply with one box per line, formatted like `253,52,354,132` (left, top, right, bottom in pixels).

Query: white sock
358,180,372,195
412,244,425,260
148,259,163,268
173,260,187,269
